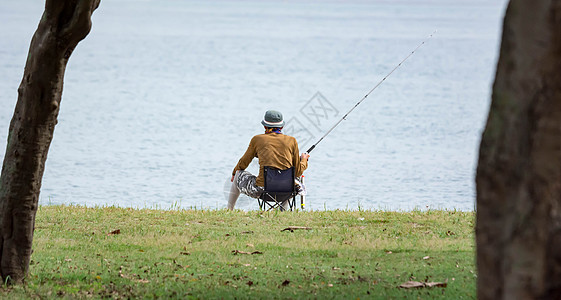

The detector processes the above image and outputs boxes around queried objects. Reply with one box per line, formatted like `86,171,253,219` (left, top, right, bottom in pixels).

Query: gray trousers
227,170,290,210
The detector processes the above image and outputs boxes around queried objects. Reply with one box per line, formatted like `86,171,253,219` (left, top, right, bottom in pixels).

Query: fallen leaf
232,250,263,255
180,252,191,255
173,259,183,268
119,270,150,283
282,279,290,286
386,251,392,254
64,258,72,262
241,231,254,234
399,281,447,289
108,229,121,235
399,281,424,288
425,282,447,288
423,256,430,260
246,243,254,248
281,226,312,232
247,280,254,286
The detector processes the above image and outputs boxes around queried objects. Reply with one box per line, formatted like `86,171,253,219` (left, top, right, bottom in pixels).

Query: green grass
0,206,475,299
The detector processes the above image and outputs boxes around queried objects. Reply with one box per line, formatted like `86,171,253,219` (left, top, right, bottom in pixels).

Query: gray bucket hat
261,110,284,128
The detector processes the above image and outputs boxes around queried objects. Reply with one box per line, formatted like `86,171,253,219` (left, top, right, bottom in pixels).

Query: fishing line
306,30,436,154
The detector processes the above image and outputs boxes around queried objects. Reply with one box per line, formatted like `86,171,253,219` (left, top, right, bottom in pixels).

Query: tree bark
0,0,100,283
476,0,561,299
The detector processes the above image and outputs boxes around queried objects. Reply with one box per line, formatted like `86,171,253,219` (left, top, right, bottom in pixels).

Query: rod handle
306,145,315,153
300,175,305,210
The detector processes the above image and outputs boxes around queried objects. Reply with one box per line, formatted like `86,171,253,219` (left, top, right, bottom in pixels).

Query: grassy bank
1,206,475,299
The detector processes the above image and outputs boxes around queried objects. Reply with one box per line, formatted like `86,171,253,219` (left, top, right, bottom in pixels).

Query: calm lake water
0,0,508,211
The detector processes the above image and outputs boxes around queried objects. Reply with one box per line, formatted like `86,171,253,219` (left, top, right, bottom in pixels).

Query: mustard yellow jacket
233,133,308,187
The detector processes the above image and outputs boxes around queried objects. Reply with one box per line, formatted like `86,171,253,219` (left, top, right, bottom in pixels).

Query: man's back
233,133,307,187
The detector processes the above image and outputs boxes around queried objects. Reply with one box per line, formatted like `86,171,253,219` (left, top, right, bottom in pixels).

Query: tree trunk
476,0,561,299
0,0,100,284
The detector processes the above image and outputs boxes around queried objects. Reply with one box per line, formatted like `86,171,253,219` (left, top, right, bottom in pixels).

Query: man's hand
231,174,235,182
301,153,310,161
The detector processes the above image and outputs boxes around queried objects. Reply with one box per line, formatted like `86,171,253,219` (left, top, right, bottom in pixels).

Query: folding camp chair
258,166,297,211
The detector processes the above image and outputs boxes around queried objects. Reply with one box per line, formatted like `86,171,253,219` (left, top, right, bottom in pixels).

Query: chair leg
266,200,280,211
261,194,281,211
273,195,284,211
259,193,297,211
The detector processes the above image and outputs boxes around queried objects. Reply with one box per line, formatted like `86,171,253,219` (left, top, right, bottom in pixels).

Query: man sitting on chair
228,110,310,210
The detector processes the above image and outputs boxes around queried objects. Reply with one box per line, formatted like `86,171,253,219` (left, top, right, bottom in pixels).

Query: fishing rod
306,31,436,154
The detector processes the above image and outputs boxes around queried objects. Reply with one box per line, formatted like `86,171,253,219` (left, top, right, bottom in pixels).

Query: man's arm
293,139,309,177
232,137,257,180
